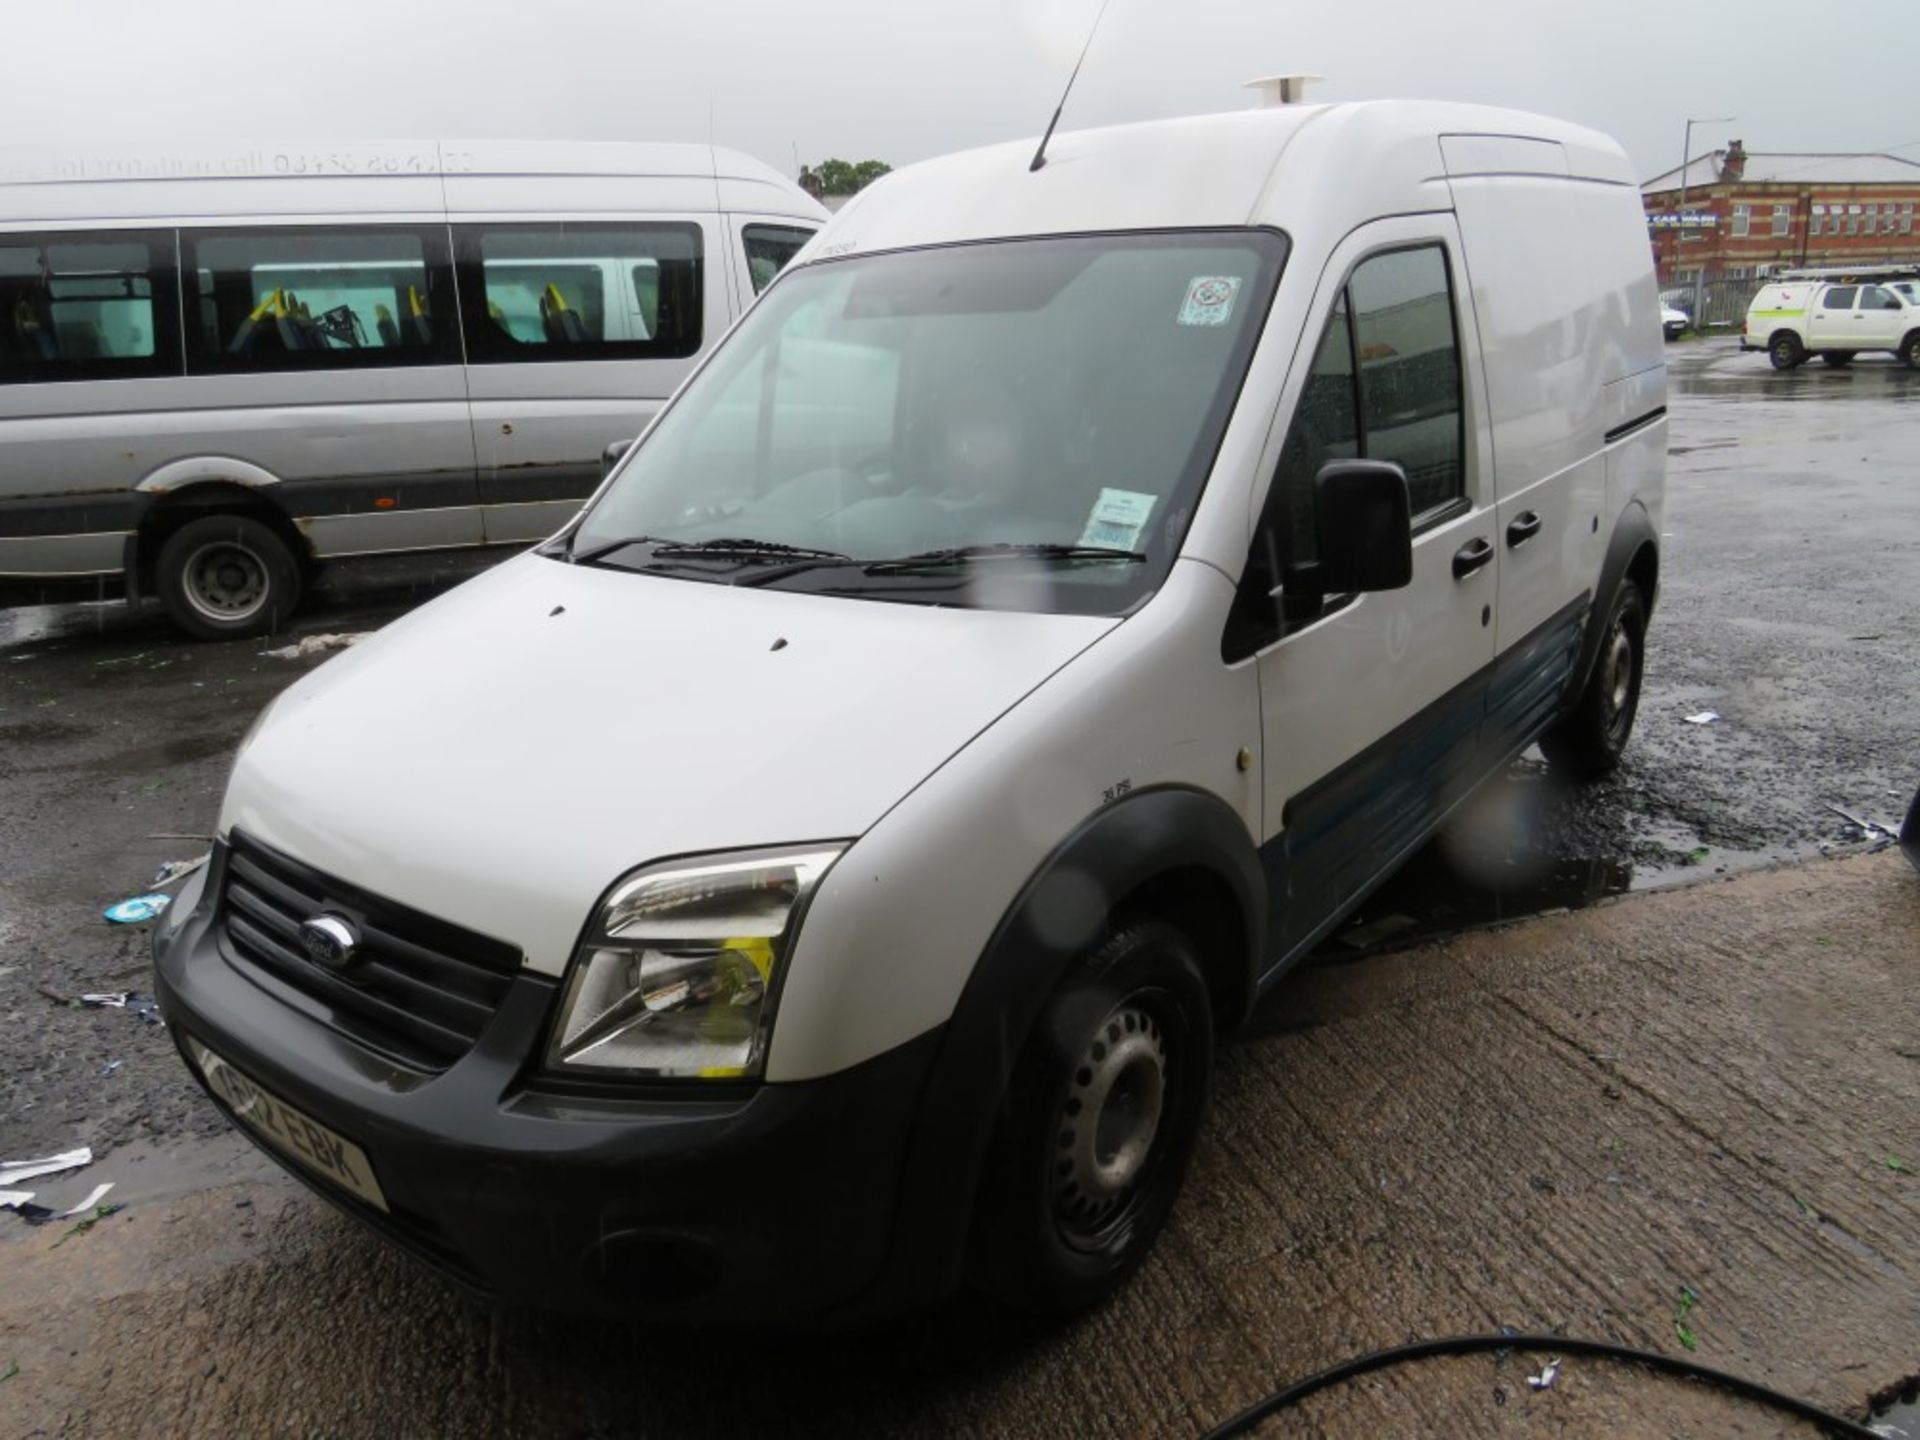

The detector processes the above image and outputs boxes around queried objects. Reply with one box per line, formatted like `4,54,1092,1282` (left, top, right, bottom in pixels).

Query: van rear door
450,217,731,546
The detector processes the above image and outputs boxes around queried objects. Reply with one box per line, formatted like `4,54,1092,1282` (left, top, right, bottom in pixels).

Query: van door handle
1506,511,1542,547
1452,537,1495,579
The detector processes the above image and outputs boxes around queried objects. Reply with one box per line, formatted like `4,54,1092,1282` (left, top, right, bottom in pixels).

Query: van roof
813,100,1635,260
0,141,828,224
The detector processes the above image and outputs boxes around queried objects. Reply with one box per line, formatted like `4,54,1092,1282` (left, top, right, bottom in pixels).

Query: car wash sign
1646,211,1718,229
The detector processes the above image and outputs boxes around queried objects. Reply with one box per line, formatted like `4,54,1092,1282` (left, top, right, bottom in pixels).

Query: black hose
1201,1332,1882,1439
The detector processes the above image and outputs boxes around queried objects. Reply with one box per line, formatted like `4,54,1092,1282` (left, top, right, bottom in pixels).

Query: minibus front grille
216,832,521,1072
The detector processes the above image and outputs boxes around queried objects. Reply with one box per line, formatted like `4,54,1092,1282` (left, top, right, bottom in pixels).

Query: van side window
0,230,180,386
454,223,703,363
182,226,457,373
1821,286,1857,310
1224,243,1464,661
1348,246,1465,518
743,225,815,294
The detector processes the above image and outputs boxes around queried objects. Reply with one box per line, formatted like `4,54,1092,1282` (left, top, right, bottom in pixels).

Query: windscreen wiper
860,542,1147,574
565,534,851,567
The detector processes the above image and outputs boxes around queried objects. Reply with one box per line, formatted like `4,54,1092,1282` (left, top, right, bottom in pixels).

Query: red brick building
1641,140,1920,284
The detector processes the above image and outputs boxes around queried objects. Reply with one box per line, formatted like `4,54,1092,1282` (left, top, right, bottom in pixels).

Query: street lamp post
1678,114,1737,215
1676,114,1736,307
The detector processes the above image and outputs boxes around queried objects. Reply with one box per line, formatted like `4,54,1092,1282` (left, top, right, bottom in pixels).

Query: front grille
217,832,521,1072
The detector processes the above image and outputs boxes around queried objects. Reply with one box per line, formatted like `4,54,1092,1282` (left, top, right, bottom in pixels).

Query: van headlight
545,845,845,1080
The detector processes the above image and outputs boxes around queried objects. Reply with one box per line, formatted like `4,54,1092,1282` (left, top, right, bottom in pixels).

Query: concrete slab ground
4,852,1914,1438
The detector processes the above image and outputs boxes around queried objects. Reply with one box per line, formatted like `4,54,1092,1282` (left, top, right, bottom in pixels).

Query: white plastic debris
79,992,129,1008
1527,1358,1561,1391
1,1190,35,1207
262,631,369,660
0,1148,92,1187
1684,711,1720,725
57,1182,114,1217
151,854,209,888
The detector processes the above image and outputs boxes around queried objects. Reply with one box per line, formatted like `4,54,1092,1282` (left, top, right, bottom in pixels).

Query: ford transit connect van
0,142,826,637
154,100,1667,1323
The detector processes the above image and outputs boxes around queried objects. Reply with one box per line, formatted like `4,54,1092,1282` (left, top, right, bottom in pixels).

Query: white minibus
0,142,825,636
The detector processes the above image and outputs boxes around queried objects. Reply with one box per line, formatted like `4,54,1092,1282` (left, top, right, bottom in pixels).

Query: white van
1742,272,1920,369
154,101,1667,1323
0,143,826,637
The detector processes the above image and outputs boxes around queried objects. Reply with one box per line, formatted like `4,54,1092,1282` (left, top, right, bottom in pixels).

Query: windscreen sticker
1079,487,1159,550
1178,275,1242,327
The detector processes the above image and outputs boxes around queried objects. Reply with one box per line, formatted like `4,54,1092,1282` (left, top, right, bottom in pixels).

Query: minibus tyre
1820,351,1855,367
1900,332,1920,370
1768,333,1804,370
1540,579,1646,781
156,516,303,641
973,917,1213,1315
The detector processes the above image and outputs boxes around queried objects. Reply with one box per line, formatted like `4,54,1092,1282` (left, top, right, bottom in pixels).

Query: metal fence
1659,276,1764,330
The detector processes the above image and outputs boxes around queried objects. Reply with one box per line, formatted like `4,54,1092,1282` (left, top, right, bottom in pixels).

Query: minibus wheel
1768,333,1805,370
156,515,303,641
1540,579,1646,781
973,918,1213,1314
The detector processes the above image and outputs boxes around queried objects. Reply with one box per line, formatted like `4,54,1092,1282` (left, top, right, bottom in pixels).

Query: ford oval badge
299,914,361,971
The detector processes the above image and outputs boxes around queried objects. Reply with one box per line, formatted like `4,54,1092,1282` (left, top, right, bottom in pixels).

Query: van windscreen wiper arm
860,542,1148,574
565,534,851,567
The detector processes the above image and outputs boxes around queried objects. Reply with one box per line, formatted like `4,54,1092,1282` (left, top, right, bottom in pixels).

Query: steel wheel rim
1601,617,1636,744
182,540,269,623
1052,1001,1169,1251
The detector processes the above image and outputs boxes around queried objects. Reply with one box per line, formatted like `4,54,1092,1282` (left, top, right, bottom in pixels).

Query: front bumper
152,848,942,1323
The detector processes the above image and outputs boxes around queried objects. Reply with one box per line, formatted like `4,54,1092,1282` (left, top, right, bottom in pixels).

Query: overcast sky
5,0,1915,186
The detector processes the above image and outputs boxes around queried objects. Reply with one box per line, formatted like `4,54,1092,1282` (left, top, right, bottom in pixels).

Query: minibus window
454,223,704,363
181,226,458,374
0,231,180,386
567,229,1288,618
743,225,815,294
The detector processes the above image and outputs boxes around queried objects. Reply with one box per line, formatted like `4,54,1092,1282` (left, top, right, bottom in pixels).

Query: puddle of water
1310,762,1812,960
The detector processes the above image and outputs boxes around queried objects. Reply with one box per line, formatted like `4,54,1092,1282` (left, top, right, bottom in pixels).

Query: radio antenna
1029,0,1114,173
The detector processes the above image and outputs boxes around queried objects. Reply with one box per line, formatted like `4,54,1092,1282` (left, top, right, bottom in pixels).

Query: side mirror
1286,459,1413,597
601,438,635,478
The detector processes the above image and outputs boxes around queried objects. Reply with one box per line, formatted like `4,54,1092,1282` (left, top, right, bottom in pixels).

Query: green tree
813,158,892,196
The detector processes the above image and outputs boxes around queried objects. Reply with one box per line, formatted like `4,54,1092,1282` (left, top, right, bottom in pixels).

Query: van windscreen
567,229,1288,617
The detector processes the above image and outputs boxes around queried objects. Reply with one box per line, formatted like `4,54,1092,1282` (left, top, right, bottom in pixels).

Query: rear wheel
1821,351,1855,367
1900,332,1920,371
156,515,303,641
1769,332,1806,369
973,918,1213,1316
1541,579,1646,781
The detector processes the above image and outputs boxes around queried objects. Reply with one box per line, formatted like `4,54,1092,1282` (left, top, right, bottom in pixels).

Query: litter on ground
104,893,171,924
1527,1358,1561,1391
79,992,128,1008
262,631,369,660
1684,711,1720,725
150,854,209,888
0,1148,92,1188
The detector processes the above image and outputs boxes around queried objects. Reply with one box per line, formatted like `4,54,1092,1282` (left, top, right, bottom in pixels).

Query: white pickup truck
1744,277,1920,369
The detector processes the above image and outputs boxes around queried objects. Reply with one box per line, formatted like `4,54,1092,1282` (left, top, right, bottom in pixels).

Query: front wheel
1541,579,1646,781
1769,333,1806,369
155,515,304,641
1900,332,1920,371
972,919,1214,1316
1821,351,1856,368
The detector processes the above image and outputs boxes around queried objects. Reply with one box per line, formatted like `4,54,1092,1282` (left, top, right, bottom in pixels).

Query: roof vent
1245,74,1323,107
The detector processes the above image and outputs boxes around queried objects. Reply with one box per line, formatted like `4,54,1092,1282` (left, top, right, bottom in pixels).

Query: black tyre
1900,332,1920,371
155,515,303,641
1768,332,1805,369
1541,579,1646,782
1820,351,1855,367
973,918,1214,1315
